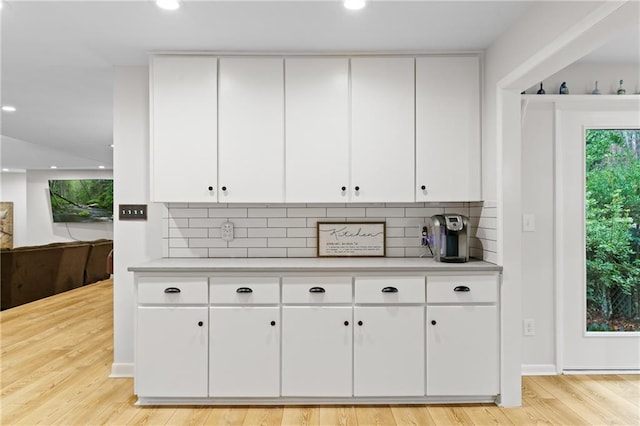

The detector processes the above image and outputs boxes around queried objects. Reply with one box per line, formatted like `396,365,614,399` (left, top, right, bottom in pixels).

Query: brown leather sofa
1,239,113,310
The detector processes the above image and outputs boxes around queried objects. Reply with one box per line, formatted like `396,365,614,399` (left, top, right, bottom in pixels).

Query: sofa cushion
84,239,113,285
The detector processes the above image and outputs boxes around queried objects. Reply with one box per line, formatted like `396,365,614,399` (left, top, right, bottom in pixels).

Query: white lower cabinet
136,306,209,398
353,306,425,396
426,274,499,396
281,306,353,397
426,305,498,396
209,307,280,397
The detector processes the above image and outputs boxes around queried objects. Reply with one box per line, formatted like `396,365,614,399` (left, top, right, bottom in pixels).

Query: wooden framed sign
317,222,386,257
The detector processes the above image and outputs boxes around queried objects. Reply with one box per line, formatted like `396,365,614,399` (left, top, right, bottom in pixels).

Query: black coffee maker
426,214,469,262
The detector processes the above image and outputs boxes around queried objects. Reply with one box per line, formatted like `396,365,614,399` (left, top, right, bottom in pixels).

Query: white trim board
521,364,558,376
110,363,134,378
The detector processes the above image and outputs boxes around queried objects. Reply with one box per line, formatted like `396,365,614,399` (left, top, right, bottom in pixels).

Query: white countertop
129,257,501,273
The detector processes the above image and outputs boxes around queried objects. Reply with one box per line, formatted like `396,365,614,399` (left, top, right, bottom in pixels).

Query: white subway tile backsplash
248,208,287,218
268,218,307,228
287,208,326,217
249,228,287,238
248,248,287,257
209,208,248,218
163,201,498,262
208,248,247,258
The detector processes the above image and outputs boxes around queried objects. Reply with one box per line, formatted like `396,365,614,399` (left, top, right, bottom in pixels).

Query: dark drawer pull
309,287,326,293
381,286,398,293
236,287,253,293
164,287,181,294
454,286,471,292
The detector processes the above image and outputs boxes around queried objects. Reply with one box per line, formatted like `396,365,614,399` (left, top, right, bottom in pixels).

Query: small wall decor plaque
317,222,386,257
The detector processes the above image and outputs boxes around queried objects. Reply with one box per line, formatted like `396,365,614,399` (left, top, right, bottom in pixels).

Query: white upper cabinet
150,55,218,202
350,57,415,203
218,57,285,203
416,56,481,201
285,58,350,203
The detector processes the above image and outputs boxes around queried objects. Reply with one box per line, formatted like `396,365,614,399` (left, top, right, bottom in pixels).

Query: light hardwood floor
1,279,638,425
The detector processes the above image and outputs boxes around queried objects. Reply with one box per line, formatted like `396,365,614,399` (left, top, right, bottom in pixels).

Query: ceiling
1,1,638,171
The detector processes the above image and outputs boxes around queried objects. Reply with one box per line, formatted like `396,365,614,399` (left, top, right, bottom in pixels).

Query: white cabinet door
285,57,350,203
350,57,415,203
282,306,352,396
354,306,425,396
150,55,218,202
416,56,481,201
426,305,498,396
218,57,285,203
135,306,208,397
209,307,280,397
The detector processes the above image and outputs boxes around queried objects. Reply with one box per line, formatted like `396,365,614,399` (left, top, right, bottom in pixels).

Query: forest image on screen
48,179,114,223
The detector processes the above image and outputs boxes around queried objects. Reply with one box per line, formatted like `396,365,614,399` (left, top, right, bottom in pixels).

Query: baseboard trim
522,364,558,376
563,369,640,375
110,363,134,378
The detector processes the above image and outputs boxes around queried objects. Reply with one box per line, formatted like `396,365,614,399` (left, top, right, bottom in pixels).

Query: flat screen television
48,179,114,223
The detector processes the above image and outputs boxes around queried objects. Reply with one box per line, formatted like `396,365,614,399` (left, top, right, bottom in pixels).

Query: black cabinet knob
381,286,398,293
164,287,181,294
354,186,360,191
198,321,204,327
309,287,326,293
341,186,346,191
454,286,471,292
344,321,349,326
270,320,276,326
358,320,363,326
421,185,426,190
208,186,214,191
431,320,437,325
221,186,227,191
236,287,253,293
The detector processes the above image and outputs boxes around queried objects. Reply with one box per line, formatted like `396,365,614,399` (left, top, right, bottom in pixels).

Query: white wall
0,171,27,247
111,67,164,376
25,170,113,245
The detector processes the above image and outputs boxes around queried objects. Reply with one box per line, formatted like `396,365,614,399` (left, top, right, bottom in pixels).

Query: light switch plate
119,204,147,220
522,213,535,232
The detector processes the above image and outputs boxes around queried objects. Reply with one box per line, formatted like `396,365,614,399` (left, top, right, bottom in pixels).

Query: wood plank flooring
1,279,638,425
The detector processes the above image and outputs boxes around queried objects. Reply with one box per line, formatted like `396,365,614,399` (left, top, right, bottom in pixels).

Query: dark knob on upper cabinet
198,321,204,327
270,320,276,326
344,321,350,326
341,186,346,191
208,186,214,191
431,320,437,325
221,186,227,191
358,320,363,326
354,186,360,191
421,185,426,190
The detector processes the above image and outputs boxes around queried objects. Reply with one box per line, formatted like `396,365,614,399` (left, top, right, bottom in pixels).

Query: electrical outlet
221,221,234,242
523,318,535,336
119,204,147,220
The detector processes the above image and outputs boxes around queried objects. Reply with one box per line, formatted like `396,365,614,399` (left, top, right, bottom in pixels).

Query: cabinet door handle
344,320,350,326
381,286,398,293
431,320,437,325
270,320,276,326
236,287,253,293
164,287,181,294
221,186,227,191
341,186,346,191
208,186,214,191
421,185,426,190
309,287,326,293
198,321,204,327
354,186,360,191
454,286,471,292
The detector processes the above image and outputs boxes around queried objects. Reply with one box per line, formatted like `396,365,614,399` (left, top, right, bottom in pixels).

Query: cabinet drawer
138,277,208,305
282,277,352,304
210,277,280,304
427,274,498,304
355,276,425,304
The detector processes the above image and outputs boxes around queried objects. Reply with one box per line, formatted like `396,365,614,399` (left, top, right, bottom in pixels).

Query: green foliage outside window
585,130,640,332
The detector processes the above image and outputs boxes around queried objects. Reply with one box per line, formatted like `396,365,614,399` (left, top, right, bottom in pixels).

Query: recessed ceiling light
110,144,115,148
156,0,180,11
98,165,105,169
1,105,16,112
50,166,57,169
2,168,9,172
344,0,366,11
